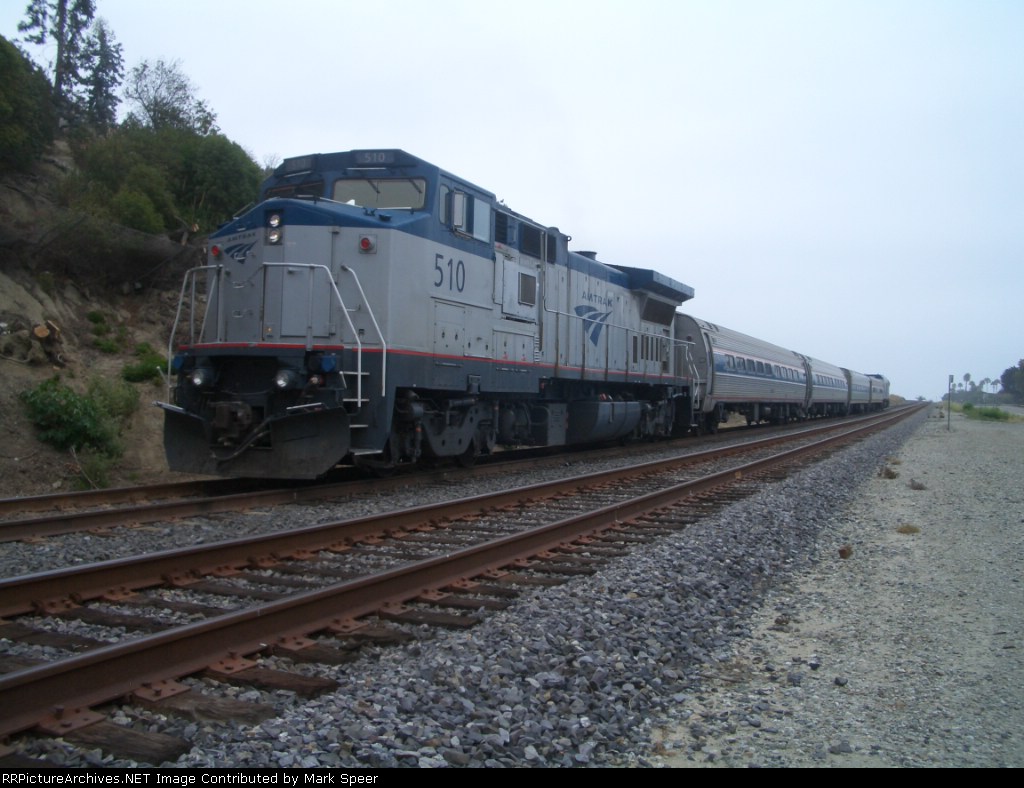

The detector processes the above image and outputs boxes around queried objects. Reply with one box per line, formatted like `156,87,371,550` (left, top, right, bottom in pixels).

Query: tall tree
79,17,123,129
17,0,96,118
123,59,218,136
1000,360,1024,403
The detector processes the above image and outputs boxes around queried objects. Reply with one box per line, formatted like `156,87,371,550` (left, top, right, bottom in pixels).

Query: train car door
500,255,540,323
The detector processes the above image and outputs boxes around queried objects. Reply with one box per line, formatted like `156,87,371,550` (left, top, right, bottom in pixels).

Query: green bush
110,188,166,234
20,377,121,455
72,449,116,490
88,376,140,421
122,342,168,383
967,406,1009,422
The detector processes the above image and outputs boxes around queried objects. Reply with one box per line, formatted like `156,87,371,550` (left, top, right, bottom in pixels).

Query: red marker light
211,245,222,259
359,235,376,252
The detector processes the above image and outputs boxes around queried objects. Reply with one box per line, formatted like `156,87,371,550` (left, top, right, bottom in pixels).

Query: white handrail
340,265,387,396
165,264,222,400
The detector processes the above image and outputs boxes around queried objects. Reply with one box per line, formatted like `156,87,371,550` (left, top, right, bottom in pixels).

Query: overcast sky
5,0,1022,400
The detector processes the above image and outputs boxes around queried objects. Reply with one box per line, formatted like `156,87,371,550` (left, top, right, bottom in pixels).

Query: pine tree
79,18,123,129
17,0,97,120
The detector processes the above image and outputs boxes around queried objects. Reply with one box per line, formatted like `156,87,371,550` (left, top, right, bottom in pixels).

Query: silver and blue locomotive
159,149,888,479
160,150,699,478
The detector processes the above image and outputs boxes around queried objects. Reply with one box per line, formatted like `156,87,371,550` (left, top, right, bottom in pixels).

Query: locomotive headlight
190,368,212,387
266,213,284,244
274,369,299,390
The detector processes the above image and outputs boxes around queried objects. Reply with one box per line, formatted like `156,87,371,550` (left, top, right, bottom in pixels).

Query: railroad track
0,409,909,542
0,405,922,764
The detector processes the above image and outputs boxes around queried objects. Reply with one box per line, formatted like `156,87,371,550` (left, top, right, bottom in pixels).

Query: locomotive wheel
455,439,478,468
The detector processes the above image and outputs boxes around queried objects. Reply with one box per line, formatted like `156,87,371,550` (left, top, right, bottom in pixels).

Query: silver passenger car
674,314,809,432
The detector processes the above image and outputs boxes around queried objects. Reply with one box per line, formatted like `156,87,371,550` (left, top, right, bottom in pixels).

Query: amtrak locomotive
159,150,887,479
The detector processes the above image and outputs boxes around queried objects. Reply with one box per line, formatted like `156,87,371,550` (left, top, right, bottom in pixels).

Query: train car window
333,177,427,210
265,180,324,199
439,185,450,224
726,355,734,369
736,359,746,372
472,198,491,242
756,361,765,375
518,272,537,307
450,192,491,242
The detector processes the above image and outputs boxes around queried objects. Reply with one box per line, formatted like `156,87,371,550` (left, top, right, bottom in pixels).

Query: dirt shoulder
650,411,1024,767
0,263,184,498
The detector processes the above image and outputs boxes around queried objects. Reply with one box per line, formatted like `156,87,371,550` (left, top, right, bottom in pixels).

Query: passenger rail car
160,150,699,478
673,314,889,433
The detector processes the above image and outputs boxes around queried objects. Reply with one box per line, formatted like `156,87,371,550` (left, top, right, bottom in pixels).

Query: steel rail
0,407,918,737
0,479,247,519
0,408,916,618
0,406,916,540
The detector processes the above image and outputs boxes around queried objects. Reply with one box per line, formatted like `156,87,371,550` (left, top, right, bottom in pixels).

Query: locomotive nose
212,401,254,443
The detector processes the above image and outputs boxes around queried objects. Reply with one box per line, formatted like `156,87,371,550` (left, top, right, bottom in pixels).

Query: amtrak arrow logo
224,241,257,262
575,305,612,346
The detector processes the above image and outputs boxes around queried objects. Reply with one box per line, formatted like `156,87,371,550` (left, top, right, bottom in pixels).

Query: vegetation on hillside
3,1,263,242
0,36,54,170
2,2,264,488
19,375,141,487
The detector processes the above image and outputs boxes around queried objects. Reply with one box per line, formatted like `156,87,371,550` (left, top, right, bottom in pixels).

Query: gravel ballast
644,408,1024,767
8,407,1022,768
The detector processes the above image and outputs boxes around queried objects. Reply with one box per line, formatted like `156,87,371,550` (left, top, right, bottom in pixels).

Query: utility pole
948,374,953,431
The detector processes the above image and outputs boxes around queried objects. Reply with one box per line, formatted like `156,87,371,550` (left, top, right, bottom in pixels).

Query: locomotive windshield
332,177,427,210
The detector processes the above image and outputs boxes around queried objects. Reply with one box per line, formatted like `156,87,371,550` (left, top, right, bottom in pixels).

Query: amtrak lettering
580,291,613,307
